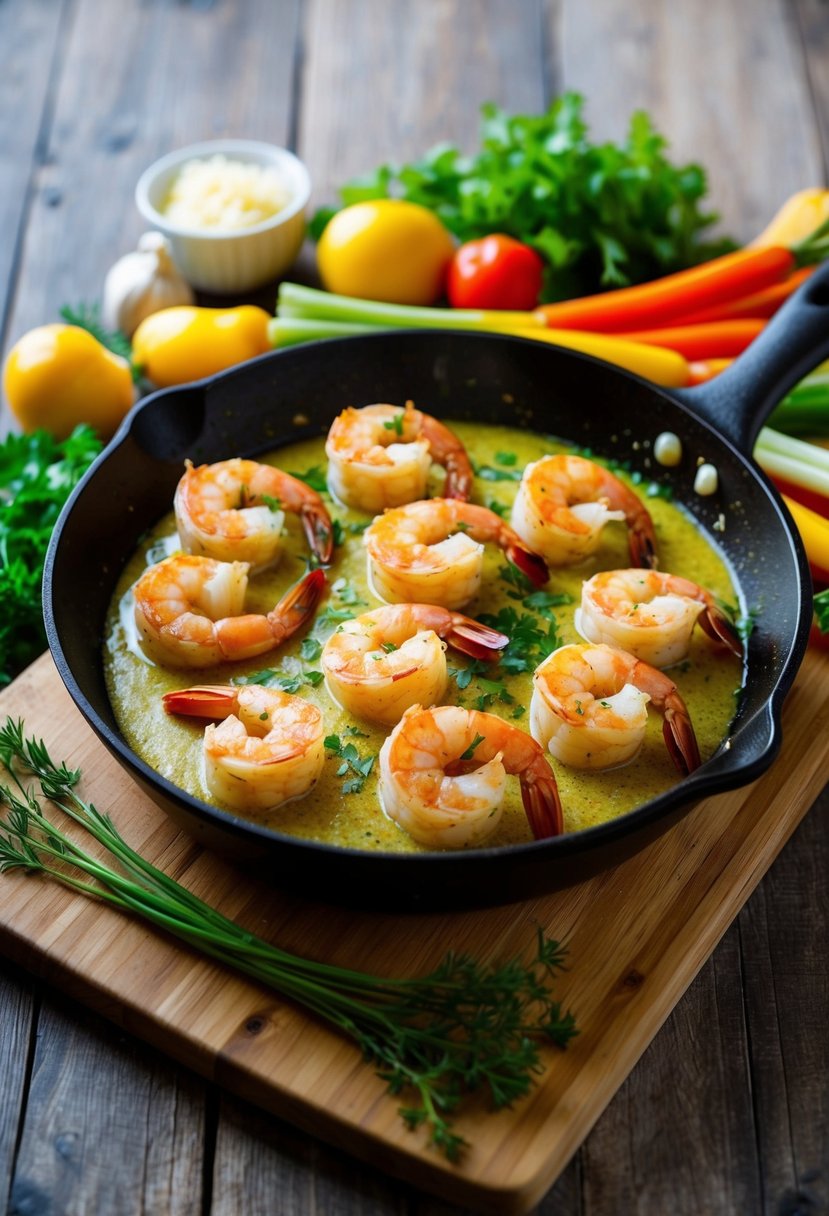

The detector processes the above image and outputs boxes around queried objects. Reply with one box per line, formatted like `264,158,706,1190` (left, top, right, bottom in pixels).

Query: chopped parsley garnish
233,668,323,692
474,462,523,483
289,465,328,494
261,494,282,512
485,498,509,519
331,519,346,547
460,733,486,761
300,637,322,662
324,734,376,793
383,411,405,436
494,451,518,467
815,588,829,633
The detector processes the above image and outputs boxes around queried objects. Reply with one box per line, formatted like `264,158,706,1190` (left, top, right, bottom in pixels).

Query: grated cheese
161,154,292,231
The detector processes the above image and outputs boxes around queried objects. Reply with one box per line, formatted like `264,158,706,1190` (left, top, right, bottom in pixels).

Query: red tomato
447,234,544,310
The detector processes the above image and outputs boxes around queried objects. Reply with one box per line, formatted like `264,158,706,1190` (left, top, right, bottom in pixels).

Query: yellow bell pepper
132,305,271,387
2,323,134,440
751,188,829,249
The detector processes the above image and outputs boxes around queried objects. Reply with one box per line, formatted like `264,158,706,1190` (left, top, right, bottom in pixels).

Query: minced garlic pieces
161,155,291,231
654,431,682,467
694,462,719,496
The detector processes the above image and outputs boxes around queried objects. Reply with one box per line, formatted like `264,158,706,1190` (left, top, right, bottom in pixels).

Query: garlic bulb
102,232,194,337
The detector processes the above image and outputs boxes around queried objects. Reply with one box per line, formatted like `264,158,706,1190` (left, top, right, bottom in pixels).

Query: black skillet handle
672,257,829,454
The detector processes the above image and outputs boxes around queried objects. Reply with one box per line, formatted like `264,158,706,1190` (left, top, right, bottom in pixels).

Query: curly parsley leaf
316,94,733,300
0,426,102,686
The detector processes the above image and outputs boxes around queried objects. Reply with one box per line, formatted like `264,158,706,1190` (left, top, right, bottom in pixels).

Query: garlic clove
101,232,194,338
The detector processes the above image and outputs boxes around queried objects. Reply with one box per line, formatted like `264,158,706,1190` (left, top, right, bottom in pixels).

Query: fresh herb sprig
313,94,732,299
0,426,102,686
0,718,577,1159
815,588,829,633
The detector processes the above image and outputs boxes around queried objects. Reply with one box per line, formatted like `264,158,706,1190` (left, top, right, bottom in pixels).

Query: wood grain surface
0,646,826,1214
1,1,828,1213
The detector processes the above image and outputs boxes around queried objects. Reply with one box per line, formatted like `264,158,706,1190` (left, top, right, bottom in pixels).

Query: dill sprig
0,718,577,1160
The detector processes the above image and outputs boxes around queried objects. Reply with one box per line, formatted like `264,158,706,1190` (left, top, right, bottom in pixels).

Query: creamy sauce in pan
104,423,744,852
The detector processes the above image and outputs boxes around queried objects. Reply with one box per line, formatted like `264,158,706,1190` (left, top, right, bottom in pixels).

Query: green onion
754,427,829,499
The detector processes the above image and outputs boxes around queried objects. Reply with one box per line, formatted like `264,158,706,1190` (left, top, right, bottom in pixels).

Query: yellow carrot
508,327,689,387
783,494,829,578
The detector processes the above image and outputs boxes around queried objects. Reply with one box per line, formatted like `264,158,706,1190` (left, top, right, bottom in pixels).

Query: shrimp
511,453,658,568
133,556,325,668
175,457,334,572
576,568,743,668
162,684,325,812
378,704,563,848
325,400,474,513
364,498,548,609
321,603,508,725
531,642,701,774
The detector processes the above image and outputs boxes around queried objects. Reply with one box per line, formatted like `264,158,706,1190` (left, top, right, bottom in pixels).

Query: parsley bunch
314,93,732,300
0,426,101,686
0,719,577,1160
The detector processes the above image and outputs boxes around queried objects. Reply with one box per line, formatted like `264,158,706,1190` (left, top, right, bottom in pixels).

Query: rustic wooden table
1,1,827,1212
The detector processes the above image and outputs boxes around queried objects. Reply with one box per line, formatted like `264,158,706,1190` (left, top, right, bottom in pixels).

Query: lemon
316,200,455,305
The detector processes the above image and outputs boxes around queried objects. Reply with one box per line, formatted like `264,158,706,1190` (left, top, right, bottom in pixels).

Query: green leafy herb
331,519,346,547
324,733,376,793
261,494,283,513
485,498,509,519
289,465,328,494
383,411,405,436
315,94,732,299
478,606,563,674
0,426,102,686
0,719,576,1161
331,577,366,608
474,463,523,483
494,451,518,467
815,588,829,633
460,733,486,761
233,668,323,693
300,637,322,662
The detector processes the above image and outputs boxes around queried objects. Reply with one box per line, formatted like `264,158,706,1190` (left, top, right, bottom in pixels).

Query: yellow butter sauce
104,423,744,853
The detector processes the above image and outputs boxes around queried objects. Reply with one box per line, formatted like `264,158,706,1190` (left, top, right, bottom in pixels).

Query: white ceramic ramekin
135,139,311,294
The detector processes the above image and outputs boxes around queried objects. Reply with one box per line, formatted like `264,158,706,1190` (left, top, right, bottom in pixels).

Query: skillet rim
42,329,813,879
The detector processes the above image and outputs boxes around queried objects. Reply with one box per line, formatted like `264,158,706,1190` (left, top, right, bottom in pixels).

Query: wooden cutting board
0,650,827,1214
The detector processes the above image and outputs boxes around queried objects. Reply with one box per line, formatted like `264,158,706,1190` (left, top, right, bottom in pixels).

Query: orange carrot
615,319,765,360
666,266,814,325
536,246,798,333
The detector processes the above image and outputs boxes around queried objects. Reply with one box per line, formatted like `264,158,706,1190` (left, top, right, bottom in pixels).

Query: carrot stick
665,266,814,324
614,319,765,360
535,246,796,332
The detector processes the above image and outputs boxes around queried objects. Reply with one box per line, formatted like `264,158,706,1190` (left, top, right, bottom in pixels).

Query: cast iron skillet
44,263,829,910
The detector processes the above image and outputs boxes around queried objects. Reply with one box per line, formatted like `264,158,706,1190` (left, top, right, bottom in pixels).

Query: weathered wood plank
1,0,301,367
299,0,547,208
11,995,205,1216
0,966,37,1201
0,0,68,352
557,0,825,240
738,787,829,1216
794,0,829,173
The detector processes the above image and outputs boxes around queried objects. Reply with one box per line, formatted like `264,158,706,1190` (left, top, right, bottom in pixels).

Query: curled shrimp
321,603,508,725
175,458,334,572
531,642,701,774
133,556,325,668
162,684,325,812
364,498,548,610
511,454,657,568
576,568,743,668
378,704,563,849
325,400,473,513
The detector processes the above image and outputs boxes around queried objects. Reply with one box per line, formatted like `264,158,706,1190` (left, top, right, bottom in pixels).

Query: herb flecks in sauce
104,422,743,852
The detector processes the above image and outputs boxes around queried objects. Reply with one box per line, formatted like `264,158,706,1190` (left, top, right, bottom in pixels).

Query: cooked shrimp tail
175,458,334,573
379,704,563,848
521,765,564,839
417,412,474,500
321,603,506,724
300,504,335,566
276,566,327,634
661,691,702,776
444,616,509,660
532,641,702,774
162,683,325,812
577,569,745,667
698,601,743,658
162,684,241,717
506,541,550,589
